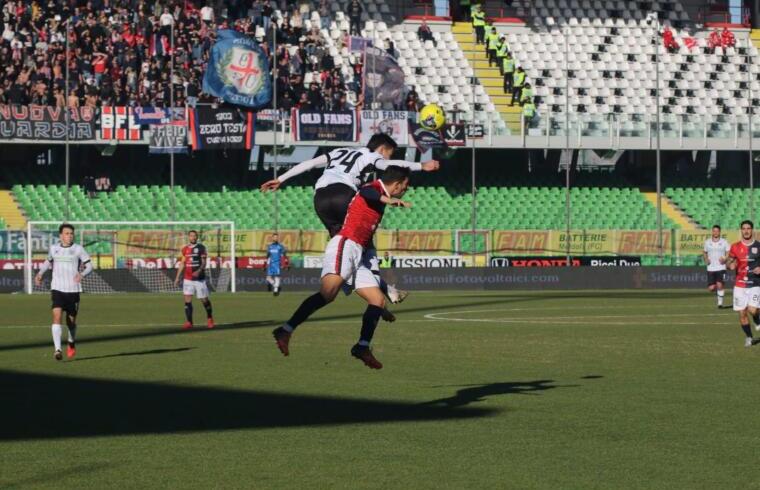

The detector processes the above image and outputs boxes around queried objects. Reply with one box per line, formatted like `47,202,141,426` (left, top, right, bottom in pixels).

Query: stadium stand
502,0,760,130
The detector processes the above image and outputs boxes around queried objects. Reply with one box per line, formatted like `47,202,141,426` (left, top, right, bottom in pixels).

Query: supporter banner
0,105,97,141
134,106,184,125
466,124,485,139
101,106,143,141
443,124,466,146
489,256,642,267
149,121,188,154
409,121,446,152
363,46,405,107
392,255,468,268
349,36,374,52
359,110,408,145
203,29,272,109
188,106,254,150
293,110,358,142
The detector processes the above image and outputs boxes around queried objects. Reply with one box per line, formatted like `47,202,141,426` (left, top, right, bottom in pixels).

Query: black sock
203,300,213,318
753,312,760,325
359,305,384,345
742,323,753,338
287,293,328,330
184,302,193,323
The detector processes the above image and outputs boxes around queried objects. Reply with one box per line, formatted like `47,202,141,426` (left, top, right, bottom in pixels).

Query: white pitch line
0,319,438,330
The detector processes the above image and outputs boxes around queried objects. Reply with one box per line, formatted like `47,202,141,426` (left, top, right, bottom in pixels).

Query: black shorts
314,183,356,238
51,290,80,316
707,270,726,286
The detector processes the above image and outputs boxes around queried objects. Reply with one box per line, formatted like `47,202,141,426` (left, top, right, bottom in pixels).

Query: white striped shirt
39,242,93,293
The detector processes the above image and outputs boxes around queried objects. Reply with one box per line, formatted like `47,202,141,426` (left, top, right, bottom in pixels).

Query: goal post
25,221,236,294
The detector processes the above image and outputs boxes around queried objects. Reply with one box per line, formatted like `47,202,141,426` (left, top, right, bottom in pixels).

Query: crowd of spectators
0,0,367,110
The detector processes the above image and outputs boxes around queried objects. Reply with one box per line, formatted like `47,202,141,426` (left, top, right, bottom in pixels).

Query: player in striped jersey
174,230,215,329
34,223,93,360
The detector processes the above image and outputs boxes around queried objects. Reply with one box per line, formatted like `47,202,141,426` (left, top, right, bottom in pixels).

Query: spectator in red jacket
663,27,679,53
708,28,722,52
721,27,736,49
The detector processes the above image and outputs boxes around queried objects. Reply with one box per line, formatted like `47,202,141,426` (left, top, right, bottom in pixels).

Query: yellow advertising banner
376,230,453,254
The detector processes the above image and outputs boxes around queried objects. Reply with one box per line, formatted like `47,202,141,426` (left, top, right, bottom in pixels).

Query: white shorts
183,279,209,299
733,286,760,311
321,235,380,290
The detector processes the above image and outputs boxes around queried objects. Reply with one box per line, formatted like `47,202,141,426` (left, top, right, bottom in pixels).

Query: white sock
717,290,724,306
274,277,281,291
266,276,275,286
52,324,62,351
358,340,371,347
67,324,77,344
282,323,294,333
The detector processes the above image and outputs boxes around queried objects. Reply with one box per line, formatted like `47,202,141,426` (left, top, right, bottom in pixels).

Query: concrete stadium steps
0,191,26,229
452,22,522,133
752,29,760,52
642,192,698,229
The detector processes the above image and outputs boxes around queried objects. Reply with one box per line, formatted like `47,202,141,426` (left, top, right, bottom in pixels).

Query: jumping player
726,220,760,347
272,166,413,369
174,230,215,329
34,223,93,360
260,133,439,309
703,224,730,308
266,233,287,296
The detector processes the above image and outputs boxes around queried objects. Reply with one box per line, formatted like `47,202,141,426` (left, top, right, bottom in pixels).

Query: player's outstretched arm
381,196,412,208
259,154,329,192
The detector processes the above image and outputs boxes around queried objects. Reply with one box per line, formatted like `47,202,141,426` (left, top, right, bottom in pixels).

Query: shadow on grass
0,295,553,353
422,380,576,408
74,347,195,362
0,369,495,441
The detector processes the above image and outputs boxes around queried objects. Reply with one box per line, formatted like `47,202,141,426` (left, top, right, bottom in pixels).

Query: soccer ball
419,103,446,131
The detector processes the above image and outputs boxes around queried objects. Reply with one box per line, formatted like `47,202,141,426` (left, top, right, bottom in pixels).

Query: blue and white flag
203,29,272,109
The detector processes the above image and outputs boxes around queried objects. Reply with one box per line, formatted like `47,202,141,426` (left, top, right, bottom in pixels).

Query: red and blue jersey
180,243,207,281
729,240,760,288
338,180,389,248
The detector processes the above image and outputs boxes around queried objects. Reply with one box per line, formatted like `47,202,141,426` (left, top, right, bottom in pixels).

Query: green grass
0,290,758,489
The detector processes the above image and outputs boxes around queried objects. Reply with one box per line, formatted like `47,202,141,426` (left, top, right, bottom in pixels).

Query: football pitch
0,289,756,489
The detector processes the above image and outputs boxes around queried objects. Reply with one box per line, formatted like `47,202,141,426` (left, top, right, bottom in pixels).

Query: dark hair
367,133,398,153
188,229,198,235
59,223,74,234
741,220,754,229
381,165,411,184
712,224,721,230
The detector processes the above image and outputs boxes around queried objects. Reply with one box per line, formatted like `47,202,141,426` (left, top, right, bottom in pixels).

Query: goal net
25,221,236,294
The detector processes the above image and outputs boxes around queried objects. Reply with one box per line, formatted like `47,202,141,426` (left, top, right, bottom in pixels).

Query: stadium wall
0,268,719,293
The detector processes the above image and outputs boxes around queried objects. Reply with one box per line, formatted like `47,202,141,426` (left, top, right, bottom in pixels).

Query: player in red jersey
726,220,760,347
174,230,215,329
272,166,412,369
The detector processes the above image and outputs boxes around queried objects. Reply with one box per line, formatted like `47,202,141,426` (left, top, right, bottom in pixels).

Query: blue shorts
267,267,281,276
